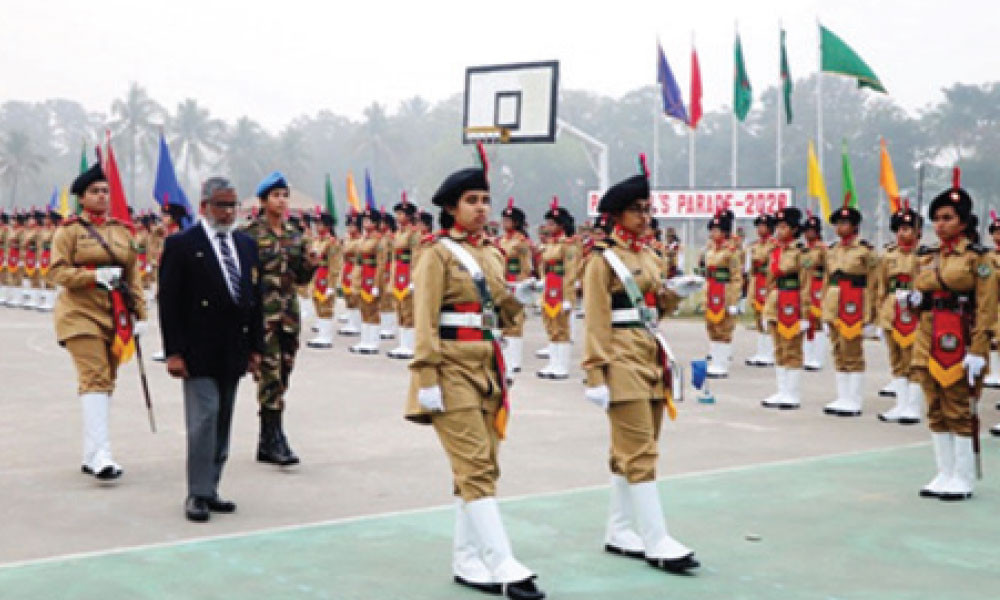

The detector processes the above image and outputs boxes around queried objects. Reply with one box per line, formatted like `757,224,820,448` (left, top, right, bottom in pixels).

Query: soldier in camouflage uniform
241,172,316,466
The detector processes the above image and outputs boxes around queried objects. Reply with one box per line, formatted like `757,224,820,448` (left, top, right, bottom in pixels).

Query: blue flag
153,132,194,229
364,169,376,211
47,186,59,212
657,42,689,124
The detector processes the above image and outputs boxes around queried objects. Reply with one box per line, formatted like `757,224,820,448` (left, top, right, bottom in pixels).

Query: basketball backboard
462,60,559,144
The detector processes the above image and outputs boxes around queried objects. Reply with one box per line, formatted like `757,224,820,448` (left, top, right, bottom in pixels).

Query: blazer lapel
193,224,236,305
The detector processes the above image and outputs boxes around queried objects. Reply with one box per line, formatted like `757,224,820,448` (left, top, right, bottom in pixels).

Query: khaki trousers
65,335,119,394
608,399,664,484
431,401,501,501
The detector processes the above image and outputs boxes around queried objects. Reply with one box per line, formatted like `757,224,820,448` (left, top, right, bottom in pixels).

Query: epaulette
859,240,873,248
884,242,897,250
917,245,937,256
968,243,988,255
594,239,614,251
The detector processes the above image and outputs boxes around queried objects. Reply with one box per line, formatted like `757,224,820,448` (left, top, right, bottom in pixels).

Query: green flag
733,33,752,121
74,140,88,214
820,25,886,93
840,140,858,209
780,29,793,124
324,173,338,227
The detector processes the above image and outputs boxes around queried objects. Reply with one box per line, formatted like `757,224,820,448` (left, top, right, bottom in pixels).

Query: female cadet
348,208,387,354
498,198,533,374
801,212,828,371
582,160,702,575
982,214,1000,390
388,195,420,359
536,199,577,380
48,163,147,480
910,172,996,500
873,204,923,424
337,211,362,336
760,207,811,409
702,209,743,378
745,214,777,367
406,156,544,599
821,204,878,417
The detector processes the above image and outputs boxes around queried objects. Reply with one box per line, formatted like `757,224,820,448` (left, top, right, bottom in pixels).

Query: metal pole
653,101,660,188
688,127,695,187
816,19,824,215
776,21,783,187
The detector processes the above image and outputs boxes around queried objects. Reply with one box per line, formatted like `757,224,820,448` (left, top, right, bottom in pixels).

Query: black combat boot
256,408,299,466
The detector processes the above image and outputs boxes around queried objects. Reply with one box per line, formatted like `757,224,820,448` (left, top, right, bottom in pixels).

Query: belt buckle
482,312,498,330
639,306,656,325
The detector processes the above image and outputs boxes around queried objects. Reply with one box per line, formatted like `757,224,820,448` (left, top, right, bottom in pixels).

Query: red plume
551,196,559,211
638,153,650,179
476,142,489,184
507,197,514,209
806,209,814,219
991,210,998,223
952,167,961,189
902,198,910,211
401,190,408,205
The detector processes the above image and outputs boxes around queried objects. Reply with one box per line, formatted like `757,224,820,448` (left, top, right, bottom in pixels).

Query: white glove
727,305,740,316
326,287,335,297
371,287,380,297
908,290,923,307
799,319,811,332
584,385,611,411
93,266,123,290
665,275,705,298
863,324,878,338
408,282,415,291
417,386,444,412
761,320,770,333
822,322,830,335
739,297,748,313
575,280,582,290
561,300,573,311
963,354,987,386
894,289,911,305
132,321,148,339
513,279,539,306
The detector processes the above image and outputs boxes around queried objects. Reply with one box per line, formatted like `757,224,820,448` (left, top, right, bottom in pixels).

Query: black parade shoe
502,578,545,600
604,543,645,560
646,553,700,574
453,576,502,595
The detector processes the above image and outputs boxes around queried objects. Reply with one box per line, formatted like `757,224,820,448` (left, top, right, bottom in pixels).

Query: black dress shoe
205,496,237,513
604,543,645,559
454,575,502,595
646,553,700,574
185,497,210,522
503,577,545,600
82,464,123,480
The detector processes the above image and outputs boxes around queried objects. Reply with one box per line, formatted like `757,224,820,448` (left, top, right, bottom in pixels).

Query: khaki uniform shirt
747,236,777,312
874,244,920,330
406,228,523,423
498,231,533,283
913,238,998,366
704,240,744,309
48,214,147,343
821,237,878,325
762,241,811,322
539,236,578,309
390,227,421,299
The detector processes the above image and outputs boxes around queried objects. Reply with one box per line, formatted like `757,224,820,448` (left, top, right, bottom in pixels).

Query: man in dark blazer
158,177,264,522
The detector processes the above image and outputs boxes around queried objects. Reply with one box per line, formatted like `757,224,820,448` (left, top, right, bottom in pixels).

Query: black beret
708,210,734,234
597,175,650,214
988,217,1000,234
70,163,106,196
419,211,433,229
382,211,396,230
928,186,972,221
431,168,488,207
753,213,776,228
162,202,188,223
544,203,573,225
829,206,862,227
393,194,418,216
803,213,822,233
501,199,526,225
775,206,802,229
319,212,334,227
361,208,382,223
890,207,922,232
32,209,46,221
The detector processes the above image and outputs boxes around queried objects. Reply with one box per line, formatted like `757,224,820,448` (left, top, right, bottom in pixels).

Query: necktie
217,232,242,303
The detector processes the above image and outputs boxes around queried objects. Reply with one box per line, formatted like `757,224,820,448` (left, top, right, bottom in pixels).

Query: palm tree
109,82,165,204
168,98,225,190
219,116,272,196
0,130,46,209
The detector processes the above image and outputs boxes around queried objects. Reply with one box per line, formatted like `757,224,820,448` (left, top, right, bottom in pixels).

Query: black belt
707,267,731,283
829,271,866,286
922,294,973,312
775,275,800,290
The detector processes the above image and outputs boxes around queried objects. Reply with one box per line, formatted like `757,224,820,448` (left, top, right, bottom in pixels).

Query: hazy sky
2,0,997,132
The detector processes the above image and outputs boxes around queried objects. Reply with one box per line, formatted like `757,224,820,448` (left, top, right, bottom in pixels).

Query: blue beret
256,171,289,200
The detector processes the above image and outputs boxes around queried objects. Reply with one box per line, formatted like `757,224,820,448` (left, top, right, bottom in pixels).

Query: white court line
0,441,927,571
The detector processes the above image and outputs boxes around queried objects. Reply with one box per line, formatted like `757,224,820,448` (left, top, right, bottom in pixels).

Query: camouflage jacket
241,217,315,334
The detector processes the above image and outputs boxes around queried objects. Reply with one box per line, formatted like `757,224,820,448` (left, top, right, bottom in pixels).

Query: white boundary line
0,441,927,571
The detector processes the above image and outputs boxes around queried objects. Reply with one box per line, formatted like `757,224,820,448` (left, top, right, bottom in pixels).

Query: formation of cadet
535,199,579,380
0,208,62,311
700,210,743,378
744,215,778,367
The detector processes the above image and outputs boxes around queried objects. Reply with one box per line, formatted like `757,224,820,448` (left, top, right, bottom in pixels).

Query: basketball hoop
462,61,559,145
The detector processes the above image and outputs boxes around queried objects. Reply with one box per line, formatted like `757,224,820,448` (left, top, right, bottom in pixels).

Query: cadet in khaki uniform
242,172,316,467
0,212,10,305
377,210,398,341
536,200,577,380
8,213,27,307
821,205,879,417
35,210,59,312
406,163,544,599
388,196,420,359
982,215,1000,391
21,212,43,309
498,199,532,374
745,215,777,367
801,213,828,371
306,212,340,349
349,208,388,354
760,207,811,409
873,205,923,424
702,210,743,378
582,166,701,575
337,212,363,336
49,163,148,481
911,174,997,500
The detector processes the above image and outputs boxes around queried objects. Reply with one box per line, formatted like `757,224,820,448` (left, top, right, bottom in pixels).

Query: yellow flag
807,141,831,222
879,137,900,213
346,171,362,211
58,186,70,217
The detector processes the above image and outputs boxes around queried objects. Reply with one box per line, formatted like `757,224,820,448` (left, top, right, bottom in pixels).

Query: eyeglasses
211,202,237,209
624,204,653,215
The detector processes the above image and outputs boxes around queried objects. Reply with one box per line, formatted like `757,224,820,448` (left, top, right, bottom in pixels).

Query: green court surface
2,443,995,600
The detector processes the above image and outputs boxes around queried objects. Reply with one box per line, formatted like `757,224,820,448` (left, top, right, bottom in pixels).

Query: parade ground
1,305,996,599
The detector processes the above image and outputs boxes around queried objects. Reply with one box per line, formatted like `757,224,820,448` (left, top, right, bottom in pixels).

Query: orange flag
879,137,901,213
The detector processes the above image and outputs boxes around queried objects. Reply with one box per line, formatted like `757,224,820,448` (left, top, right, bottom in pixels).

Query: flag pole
731,21,740,188
689,30,696,189
653,97,660,188
816,17,824,215
776,21,783,187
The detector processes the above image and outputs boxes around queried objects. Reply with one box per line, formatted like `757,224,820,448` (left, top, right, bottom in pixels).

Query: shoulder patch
977,263,992,278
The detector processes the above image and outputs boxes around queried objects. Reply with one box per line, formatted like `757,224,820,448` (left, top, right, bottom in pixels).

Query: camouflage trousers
257,326,300,412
